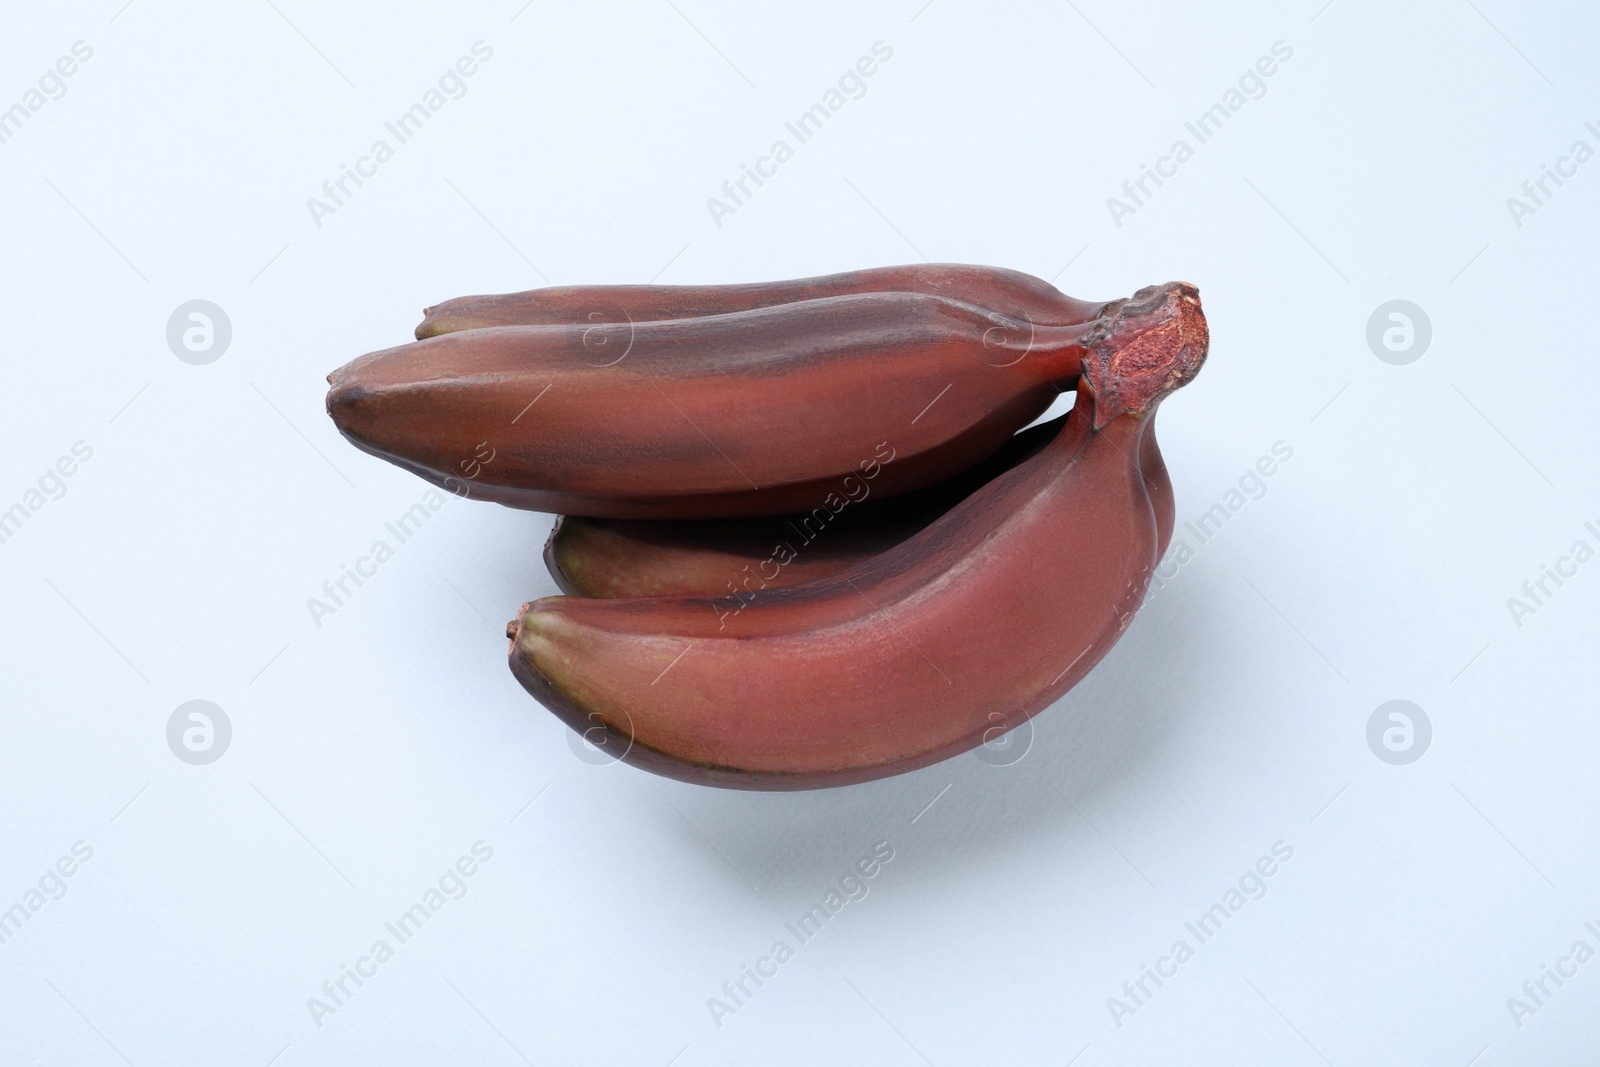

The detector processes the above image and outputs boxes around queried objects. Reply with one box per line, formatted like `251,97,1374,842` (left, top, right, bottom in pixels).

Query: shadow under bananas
626,572,1227,900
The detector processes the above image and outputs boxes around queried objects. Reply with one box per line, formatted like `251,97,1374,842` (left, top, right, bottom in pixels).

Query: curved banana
328,285,1191,519
415,263,1104,338
547,412,1177,601
507,285,1206,788
543,415,1063,598
544,413,1175,598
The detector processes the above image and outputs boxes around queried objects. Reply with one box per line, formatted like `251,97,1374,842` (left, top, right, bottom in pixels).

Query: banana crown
1082,282,1208,426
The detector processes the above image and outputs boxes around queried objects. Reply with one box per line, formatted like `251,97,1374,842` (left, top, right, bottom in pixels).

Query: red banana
326,284,1189,519
506,283,1207,789
542,415,1061,599
414,263,1104,338
545,414,1176,598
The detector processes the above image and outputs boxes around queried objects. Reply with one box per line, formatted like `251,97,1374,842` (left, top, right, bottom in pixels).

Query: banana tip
506,601,535,643
507,600,545,646
414,307,439,340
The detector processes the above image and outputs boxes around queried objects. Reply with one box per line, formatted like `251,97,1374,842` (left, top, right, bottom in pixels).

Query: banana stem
1079,282,1209,427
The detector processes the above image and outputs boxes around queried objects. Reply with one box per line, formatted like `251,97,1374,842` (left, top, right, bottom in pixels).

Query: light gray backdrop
2,1,1596,1064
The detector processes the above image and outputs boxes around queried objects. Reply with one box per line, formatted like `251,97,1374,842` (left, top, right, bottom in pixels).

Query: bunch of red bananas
326,265,1209,790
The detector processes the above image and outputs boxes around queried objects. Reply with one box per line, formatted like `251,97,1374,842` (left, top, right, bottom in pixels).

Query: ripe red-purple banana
507,284,1207,788
414,263,1103,338
543,415,1061,599
327,283,1188,519
545,413,1176,598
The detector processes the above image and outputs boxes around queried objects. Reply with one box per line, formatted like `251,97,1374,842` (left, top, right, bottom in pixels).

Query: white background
2,1,1597,1063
